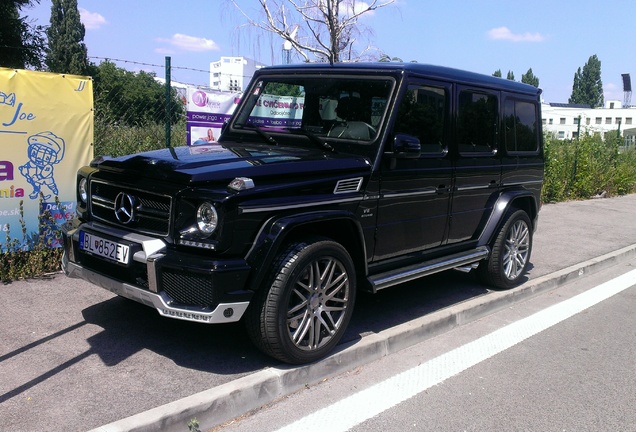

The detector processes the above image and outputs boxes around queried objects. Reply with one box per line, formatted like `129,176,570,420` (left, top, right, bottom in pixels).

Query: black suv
62,63,543,364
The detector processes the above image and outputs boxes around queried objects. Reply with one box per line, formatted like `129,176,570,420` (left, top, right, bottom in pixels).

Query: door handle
436,185,449,194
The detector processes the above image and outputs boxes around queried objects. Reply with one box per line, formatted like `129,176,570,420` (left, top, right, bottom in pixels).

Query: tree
45,0,88,75
569,54,603,108
521,68,539,87
493,69,502,78
229,0,394,64
0,0,46,69
91,60,184,127
506,70,515,81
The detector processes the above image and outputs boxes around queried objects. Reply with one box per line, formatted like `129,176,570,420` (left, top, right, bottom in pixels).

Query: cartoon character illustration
19,131,65,199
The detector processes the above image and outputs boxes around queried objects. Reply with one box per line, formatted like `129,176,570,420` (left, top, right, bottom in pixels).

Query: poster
186,87,241,146
248,93,304,128
186,86,311,145
0,68,93,249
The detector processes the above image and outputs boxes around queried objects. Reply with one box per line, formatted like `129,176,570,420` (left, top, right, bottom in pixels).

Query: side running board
368,247,490,292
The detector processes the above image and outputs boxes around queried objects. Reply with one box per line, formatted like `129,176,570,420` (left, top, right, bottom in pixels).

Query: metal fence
90,56,212,158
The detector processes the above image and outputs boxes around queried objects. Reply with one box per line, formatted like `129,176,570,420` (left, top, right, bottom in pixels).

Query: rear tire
246,238,356,364
478,209,532,289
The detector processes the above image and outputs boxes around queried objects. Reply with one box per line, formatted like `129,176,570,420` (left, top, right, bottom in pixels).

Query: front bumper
62,220,253,324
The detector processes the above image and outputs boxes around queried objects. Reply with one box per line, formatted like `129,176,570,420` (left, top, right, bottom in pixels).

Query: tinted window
504,99,538,153
394,84,447,154
457,90,498,154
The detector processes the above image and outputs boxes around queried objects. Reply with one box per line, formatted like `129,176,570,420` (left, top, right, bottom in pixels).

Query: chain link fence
90,56,220,158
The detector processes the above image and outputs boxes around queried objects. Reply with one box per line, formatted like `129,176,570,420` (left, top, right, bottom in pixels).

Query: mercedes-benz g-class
62,63,544,364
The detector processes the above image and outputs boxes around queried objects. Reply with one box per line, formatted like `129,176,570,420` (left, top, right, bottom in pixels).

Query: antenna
622,73,632,107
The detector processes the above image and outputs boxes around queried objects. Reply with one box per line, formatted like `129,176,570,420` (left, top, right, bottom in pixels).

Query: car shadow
81,296,275,373
345,269,490,343
80,267,509,372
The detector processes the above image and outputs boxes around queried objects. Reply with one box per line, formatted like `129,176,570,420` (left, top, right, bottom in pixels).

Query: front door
374,80,452,261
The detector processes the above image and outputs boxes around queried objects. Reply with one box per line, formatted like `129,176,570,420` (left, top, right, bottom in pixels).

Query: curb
91,244,636,432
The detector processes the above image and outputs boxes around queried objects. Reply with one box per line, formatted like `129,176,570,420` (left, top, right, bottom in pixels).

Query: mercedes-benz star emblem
114,192,136,224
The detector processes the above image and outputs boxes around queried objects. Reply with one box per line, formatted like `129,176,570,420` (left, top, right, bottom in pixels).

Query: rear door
447,86,502,245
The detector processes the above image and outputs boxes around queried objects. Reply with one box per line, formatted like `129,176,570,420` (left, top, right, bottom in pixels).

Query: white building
542,100,636,146
209,56,266,92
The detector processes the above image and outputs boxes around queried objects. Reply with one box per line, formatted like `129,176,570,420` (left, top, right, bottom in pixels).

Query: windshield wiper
241,124,278,146
291,127,337,153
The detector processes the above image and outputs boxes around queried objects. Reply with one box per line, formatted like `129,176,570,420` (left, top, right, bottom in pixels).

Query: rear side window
457,90,498,155
504,99,539,153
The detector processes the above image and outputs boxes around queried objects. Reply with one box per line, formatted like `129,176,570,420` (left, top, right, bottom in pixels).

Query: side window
504,99,539,153
394,84,447,154
457,90,498,154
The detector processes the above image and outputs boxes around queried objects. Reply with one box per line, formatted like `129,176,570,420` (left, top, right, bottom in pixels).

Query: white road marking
276,269,636,432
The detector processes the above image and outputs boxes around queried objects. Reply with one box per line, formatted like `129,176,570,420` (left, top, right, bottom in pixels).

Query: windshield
229,74,395,151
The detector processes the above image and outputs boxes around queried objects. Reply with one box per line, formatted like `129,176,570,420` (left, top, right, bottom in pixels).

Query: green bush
95,119,187,157
542,134,636,202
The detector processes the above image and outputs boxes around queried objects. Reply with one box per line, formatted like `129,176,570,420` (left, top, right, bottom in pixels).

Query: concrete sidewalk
91,194,636,432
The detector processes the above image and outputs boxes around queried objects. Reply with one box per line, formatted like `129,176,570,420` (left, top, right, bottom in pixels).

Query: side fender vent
334,177,363,194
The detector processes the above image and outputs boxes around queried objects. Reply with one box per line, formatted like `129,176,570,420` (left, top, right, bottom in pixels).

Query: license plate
79,231,130,264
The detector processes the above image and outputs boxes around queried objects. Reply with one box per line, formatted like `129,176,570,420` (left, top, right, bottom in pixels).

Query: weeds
187,418,201,432
0,196,64,283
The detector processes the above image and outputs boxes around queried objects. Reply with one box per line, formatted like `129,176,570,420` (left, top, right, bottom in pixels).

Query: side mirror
392,133,421,158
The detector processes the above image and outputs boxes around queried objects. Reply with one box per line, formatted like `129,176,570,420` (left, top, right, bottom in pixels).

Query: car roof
256,62,542,97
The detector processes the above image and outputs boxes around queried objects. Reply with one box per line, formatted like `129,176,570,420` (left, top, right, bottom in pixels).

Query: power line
88,56,212,75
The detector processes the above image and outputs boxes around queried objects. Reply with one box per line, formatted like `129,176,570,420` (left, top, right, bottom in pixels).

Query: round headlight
196,202,218,234
78,178,88,203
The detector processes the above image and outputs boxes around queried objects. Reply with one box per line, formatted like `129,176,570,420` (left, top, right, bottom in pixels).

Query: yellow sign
0,68,93,248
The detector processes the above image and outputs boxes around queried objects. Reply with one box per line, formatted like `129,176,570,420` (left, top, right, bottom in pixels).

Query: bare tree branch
228,0,395,64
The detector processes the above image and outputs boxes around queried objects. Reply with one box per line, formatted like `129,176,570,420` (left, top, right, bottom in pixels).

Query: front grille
90,180,172,236
161,268,216,309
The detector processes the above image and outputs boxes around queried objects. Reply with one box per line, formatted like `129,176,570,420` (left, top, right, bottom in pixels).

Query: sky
20,0,636,104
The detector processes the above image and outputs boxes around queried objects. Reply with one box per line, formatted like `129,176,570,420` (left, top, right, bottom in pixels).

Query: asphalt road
217,259,636,432
1,194,636,432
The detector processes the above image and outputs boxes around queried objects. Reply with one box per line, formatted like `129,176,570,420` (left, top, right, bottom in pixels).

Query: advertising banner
186,87,240,146
0,68,93,249
186,87,310,145
248,93,304,128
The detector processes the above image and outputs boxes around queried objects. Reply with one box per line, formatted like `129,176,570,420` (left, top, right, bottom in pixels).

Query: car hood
94,143,372,184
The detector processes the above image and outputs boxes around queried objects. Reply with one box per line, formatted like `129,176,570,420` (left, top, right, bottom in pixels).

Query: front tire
479,209,532,289
246,238,356,364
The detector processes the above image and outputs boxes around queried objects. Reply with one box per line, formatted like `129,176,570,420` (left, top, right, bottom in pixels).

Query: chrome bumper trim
62,257,249,324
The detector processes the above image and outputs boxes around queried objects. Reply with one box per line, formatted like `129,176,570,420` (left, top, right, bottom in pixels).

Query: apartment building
542,100,636,145
209,56,266,92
